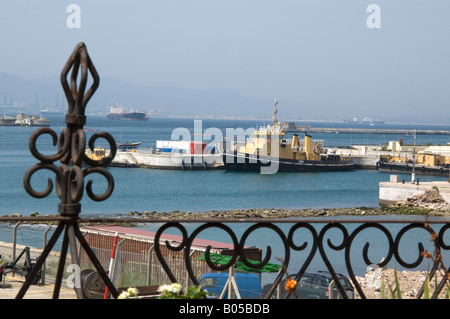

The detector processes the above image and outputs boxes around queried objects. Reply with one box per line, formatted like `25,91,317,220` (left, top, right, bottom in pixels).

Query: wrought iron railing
145,217,450,299
140,217,450,299
1,216,449,299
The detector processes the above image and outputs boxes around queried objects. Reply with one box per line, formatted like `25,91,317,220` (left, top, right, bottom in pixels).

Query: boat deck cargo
92,140,223,169
377,152,450,176
117,141,142,151
377,161,450,176
112,149,223,170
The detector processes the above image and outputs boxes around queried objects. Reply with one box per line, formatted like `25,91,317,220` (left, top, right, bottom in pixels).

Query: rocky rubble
2,203,450,224
355,268,449,299
395,188,450,210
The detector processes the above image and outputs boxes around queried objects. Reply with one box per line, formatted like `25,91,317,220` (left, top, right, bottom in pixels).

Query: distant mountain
2,72,446,124
0,72,61,106
0,72,268,118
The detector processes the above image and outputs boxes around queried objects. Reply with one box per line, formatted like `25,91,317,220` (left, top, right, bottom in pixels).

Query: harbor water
1,116,450,277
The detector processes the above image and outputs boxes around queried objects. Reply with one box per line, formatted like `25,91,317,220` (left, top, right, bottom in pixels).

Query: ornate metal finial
20,42,118,299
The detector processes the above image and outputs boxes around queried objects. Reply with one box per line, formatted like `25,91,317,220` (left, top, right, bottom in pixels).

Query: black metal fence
1,216,449,299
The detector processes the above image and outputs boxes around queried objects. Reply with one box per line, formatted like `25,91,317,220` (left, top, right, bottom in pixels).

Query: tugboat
223,100,355,173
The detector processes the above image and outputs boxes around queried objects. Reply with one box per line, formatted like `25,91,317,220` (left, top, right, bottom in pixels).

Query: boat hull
223,152,355,172
107,112,148,121
377,161,450,176
112,151,224,170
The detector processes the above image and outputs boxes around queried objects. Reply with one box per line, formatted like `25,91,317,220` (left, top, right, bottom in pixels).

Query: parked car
261,271,354,299
199,272,261,299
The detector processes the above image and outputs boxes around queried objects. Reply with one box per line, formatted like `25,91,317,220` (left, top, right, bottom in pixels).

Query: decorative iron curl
238,223,289,299
83,166,114,201
23,42,116,207
186,223,240,286
23,132,116,205
345,224,394,299
317,223,352,298
284,223,319,299
154,223,189,284
23,163,64,198
19,42,119,299
261,223,319,300
28,127,71,163
83,131,117,167
434,224,450,297
393,224,428,268
240,223,289,270
437,223,450,250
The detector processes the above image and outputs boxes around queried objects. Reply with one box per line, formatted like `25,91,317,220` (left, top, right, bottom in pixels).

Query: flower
127,287,139,297
171,283,182,293
157,283,210,299
117,287,139,299
157,284,171,293
157,283,182,294
285,278,298,292
158,283,183,298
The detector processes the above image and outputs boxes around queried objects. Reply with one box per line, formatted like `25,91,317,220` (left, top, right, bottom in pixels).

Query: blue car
198,272,261,299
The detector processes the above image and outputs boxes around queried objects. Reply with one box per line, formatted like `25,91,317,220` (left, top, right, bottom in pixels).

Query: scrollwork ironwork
18,42,119,299
148,219,450,300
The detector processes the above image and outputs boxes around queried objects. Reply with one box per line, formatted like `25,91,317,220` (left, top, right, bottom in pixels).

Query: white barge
109,140,224,170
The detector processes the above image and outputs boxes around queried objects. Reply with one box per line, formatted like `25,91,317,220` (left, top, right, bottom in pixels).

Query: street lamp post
411,130,416,184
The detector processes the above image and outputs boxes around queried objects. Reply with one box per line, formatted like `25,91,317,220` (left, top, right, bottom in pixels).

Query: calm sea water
1,116,449,277
2,116,449,216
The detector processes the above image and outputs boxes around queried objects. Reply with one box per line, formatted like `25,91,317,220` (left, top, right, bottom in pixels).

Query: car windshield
296,274,351,288
299,276,328,288
200,278,216,287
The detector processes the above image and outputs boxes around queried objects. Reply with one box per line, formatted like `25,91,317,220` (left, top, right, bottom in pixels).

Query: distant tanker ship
106,103,149,121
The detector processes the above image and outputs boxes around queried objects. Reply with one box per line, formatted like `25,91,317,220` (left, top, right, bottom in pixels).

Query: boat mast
272,98,278,126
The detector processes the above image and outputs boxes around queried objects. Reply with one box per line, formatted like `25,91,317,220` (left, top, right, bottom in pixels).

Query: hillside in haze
0,72,270,119
0,72,447,124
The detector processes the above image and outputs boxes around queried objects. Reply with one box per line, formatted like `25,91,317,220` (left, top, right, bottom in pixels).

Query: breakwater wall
379,179,450,205
292,127,450,135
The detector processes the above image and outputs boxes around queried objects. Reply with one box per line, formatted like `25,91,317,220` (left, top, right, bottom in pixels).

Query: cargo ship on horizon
106,102,149,121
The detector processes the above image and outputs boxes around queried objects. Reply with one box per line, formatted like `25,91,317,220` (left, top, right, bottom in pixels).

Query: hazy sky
0,0,449,121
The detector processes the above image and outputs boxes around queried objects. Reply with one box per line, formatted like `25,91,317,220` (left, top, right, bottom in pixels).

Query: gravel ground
355,267,449,299
0,241,77,299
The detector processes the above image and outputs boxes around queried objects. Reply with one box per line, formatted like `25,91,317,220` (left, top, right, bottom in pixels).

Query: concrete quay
0,241,76,299
0,275,77,299
379,177,450,205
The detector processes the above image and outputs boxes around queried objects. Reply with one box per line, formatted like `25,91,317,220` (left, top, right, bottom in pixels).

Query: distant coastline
3,111,450,128
2,103,450,127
